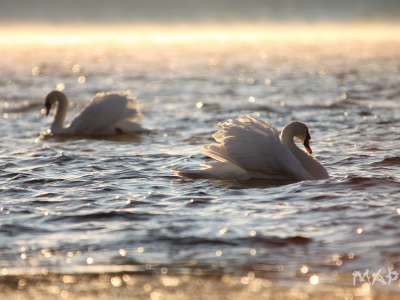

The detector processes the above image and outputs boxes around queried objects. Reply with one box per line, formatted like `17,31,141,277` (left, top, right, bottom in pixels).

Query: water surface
1,24,400,296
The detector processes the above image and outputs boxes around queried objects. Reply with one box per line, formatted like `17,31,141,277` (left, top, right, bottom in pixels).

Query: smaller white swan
44,90,147,135
173,115,329,181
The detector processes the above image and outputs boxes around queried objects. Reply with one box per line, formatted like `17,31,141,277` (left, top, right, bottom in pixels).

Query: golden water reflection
0,270,397,299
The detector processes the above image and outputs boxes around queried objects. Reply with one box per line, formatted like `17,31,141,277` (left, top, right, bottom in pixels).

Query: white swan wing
67,92,141,134
202,115,313,180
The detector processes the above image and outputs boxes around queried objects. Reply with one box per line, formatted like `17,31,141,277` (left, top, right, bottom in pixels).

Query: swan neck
281,124,297,149
283,134,303,159
51,93,69,134
281,123,329,180
281,123,313,175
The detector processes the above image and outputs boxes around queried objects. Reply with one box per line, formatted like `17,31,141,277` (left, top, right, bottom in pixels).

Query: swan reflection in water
174,115,329,181
36,131,147,143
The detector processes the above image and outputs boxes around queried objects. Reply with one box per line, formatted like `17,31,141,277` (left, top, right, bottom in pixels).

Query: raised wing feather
67,92,142,134
202,115,312,180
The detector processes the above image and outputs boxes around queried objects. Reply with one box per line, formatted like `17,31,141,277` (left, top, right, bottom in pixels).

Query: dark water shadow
35,131,151,143
175,177,297,189
211,178,297,189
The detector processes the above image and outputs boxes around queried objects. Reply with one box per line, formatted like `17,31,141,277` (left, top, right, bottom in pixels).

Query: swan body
174,115,329,181
44,90,147,135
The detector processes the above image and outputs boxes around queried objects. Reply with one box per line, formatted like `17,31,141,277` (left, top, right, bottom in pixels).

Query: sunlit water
1,25,400,294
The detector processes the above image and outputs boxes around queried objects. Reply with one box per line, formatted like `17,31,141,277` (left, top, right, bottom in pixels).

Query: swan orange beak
304,133,312,154
45,103,51,116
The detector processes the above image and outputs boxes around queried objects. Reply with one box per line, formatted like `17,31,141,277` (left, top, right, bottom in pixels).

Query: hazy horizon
2,0,400,25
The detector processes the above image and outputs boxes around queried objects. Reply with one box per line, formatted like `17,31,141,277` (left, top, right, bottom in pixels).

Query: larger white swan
173,115,329,181
44,90,147,135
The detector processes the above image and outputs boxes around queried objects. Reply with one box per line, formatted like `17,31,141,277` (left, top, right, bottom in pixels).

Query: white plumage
44,90,147,135
174,115,329,181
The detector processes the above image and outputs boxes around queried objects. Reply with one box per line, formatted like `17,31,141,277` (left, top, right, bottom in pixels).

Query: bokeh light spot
86,257,93,264
310,275,319,285
56,83,65,91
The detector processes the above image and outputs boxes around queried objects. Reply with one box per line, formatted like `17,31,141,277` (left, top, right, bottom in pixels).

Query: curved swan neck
281,122,305,150
46,91,69,134
281,122,310,169
281,122,329,180
281,130,307,161
281,127,294,150
285,138,308,162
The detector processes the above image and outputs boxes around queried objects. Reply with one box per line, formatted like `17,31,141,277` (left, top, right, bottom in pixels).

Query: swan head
44,90,66,116
282,121,312,154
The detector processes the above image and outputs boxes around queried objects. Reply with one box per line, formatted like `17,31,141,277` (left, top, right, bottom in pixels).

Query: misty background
2,0,400,24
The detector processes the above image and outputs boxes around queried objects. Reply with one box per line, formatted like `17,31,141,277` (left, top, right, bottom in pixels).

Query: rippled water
1,25,400,295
